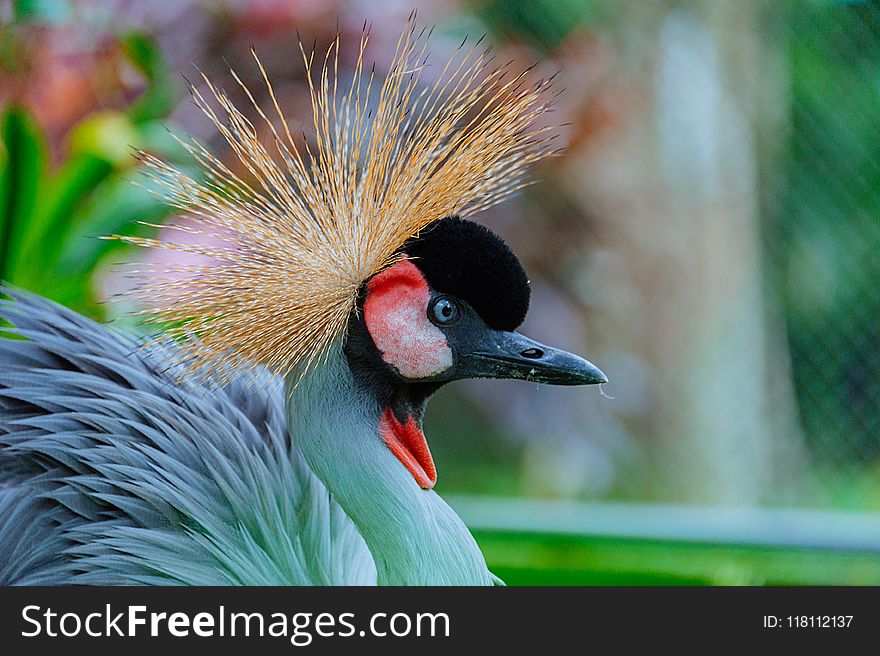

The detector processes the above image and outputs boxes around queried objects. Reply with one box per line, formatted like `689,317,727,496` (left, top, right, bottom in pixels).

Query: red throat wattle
379,407,437,489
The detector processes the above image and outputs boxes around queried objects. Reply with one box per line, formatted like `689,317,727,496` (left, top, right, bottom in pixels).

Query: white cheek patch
364,259,453,379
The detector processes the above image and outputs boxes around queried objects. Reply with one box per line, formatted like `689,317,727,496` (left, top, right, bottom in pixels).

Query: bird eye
428,296,461,326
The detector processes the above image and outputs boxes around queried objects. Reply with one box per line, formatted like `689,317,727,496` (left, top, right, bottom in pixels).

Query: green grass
476,532,880,585
451,496,880,585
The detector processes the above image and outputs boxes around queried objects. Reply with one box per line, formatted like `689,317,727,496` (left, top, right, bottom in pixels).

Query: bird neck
284,345,493,586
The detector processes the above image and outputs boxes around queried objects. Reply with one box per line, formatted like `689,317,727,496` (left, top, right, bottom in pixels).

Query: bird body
0,291,374,585
0,289,494,585
0,21,607,585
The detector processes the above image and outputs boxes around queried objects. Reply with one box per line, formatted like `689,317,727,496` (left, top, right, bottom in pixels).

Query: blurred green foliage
476,0,601,52
0,31,184,316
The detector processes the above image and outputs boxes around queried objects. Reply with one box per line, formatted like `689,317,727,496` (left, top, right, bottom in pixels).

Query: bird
0,21,607,586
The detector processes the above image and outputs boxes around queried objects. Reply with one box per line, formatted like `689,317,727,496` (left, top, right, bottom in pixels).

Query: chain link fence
439,0,880,511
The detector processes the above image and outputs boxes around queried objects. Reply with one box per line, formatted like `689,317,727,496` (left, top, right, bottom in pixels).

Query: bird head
109,21,607,492
343,215,606,489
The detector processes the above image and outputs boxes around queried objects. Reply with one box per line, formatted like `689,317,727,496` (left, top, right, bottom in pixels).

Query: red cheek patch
364,258,452,379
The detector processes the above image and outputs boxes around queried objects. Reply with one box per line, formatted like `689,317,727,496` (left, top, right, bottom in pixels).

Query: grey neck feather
285,344,493,586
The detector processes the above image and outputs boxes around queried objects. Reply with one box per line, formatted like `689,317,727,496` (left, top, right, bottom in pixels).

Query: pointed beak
455,330,608,386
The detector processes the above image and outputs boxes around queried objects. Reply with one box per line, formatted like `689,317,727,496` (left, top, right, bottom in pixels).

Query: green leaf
24,110,168,290
22,153,113,288
0,105,47,284
68,110,142,166
121,32,176,124
54,172,176,281
121,32,163,82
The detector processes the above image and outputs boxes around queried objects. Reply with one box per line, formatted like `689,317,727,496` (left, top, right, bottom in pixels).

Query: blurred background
2,0,879,584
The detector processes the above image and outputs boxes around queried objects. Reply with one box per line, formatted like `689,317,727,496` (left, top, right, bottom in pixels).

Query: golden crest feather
114,19,557,380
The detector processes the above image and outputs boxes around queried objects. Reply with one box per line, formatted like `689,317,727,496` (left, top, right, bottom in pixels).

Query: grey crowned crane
0,23,606,586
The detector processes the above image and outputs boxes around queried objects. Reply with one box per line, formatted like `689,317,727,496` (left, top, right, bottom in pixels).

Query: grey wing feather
0,287,376,585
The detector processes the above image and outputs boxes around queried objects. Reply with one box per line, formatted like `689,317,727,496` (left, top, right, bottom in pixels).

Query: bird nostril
521,347,544,359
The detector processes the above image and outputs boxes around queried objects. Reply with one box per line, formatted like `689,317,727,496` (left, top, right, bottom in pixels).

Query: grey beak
456,330,608,386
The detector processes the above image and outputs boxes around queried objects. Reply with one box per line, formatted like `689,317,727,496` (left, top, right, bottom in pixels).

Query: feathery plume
112,18,557,381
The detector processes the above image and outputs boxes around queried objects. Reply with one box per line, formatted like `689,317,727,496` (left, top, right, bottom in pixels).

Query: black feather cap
403,216,530,331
